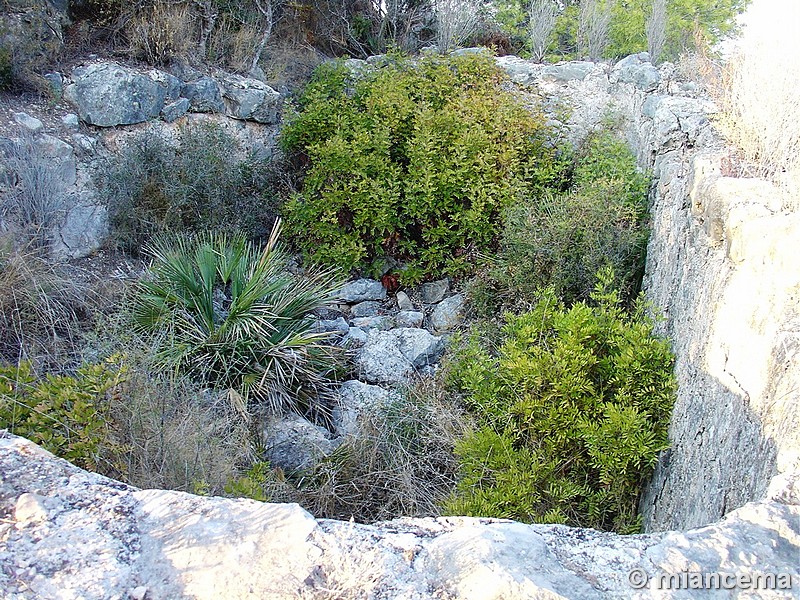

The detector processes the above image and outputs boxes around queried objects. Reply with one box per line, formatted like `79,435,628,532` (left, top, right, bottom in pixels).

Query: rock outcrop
1,433,797,599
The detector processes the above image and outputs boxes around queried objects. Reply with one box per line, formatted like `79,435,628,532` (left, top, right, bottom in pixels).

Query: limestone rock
341,326,368,348
420,279,449,304
611,52,661,91
220,73,281,124
350,315,394,331
339,278,387,303
430,294,465,332
0,434,797,600
396,290,414,311
161,97,190,122
332,380,401,437
356,327,445,384
12,112,43,133
181,76,225,113
315,317,350,335
61,113,79,130
64,62,178,126
350,300,382,317
260,414,339,472
396,310,424,329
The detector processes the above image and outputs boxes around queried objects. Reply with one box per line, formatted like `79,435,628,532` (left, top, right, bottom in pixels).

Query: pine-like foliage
131,221,343,415
443,268,675,532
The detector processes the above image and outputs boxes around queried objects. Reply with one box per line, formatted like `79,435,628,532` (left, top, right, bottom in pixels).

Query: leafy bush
0,359,125,471
281,52,564,281
469,129,649,314
131,224,343,415
103,122,276,251
443,269,675,532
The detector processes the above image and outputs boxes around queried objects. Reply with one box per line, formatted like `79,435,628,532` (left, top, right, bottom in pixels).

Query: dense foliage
443,269,675,532
131,225,343,415
280,52,565,281
104,122,275,252
470,128,650,313
0,359,124,471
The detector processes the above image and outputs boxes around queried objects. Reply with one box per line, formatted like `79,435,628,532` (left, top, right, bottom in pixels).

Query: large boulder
260,414,340,472
64,63,180,126
339,278,387,303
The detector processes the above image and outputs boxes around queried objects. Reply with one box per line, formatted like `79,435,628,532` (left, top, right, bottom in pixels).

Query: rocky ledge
1,433,797,599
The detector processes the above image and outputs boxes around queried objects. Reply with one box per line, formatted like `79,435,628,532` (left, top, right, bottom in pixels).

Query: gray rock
396,290,414,311
61,113,80,130
261,414,339,472
0,433,797,600
356,327,444,384
12,112,43,133
420,279,449,304
332,380,401,437
52,199,107,259
340,326,368,348
350,315,394,331
612,53,661,92
64,62,174,126
396,310,424,329
315,317,350,335
430,294,465,332
542,61,597,82
220,74,281,124
339,278,387,303
43,72,64,97
35,134,76,188
148,69,182,104
181,76,225,113
71,133,97,155
350,300,382,318
161,97,190,122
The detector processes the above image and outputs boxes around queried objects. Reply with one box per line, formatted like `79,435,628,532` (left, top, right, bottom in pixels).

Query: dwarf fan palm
132,220,343,416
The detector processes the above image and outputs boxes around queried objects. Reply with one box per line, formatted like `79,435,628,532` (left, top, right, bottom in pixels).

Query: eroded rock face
1,434,797,599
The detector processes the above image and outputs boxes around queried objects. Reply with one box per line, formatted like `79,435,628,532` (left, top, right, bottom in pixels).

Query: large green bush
103,122,276,252
443,269,675,532
470,129,650,314
280,52,564,281
131,225,343,415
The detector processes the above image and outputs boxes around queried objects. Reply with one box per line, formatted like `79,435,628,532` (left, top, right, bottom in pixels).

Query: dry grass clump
0,238,92,369
295,378,471,523
126,1,197,65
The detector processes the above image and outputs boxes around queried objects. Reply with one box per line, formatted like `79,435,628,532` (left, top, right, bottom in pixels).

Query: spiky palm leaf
132,220,343,415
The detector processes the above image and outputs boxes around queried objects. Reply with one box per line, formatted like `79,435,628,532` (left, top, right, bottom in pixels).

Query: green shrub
443,269,675,532
469,129,650,314
130,224,343,415
280,52,565,281
0,359,125,471
103,122,276,251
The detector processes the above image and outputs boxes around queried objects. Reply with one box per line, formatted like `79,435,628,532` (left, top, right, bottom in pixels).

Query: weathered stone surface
420,279,449,304
332,380,401,437
181,76,225,113
0,434,797,599
611,52,661,91
350,300,382,317
64,62,175,126
396,310,424,328
315,316,350,335
339,278,387,303
356,327,445,384
51,198,107,259
350,315,394,331
220,74,281,124
260,414,339,471
396,290,414,311
341,326,368,348
12,112,43,133
61,113,79,130
161,97,190,122
430,294,465,332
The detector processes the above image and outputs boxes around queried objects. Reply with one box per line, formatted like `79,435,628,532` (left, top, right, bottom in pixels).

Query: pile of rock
262,277,466,472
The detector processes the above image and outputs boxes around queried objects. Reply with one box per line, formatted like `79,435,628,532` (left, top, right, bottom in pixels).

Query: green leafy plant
470,128,649,314
103,121,276,251
0,358,125,471
443,268,676,532
281,52,565,281
131,222,343,415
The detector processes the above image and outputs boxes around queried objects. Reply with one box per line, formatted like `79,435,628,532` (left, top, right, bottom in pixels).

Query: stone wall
495,52,800,532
